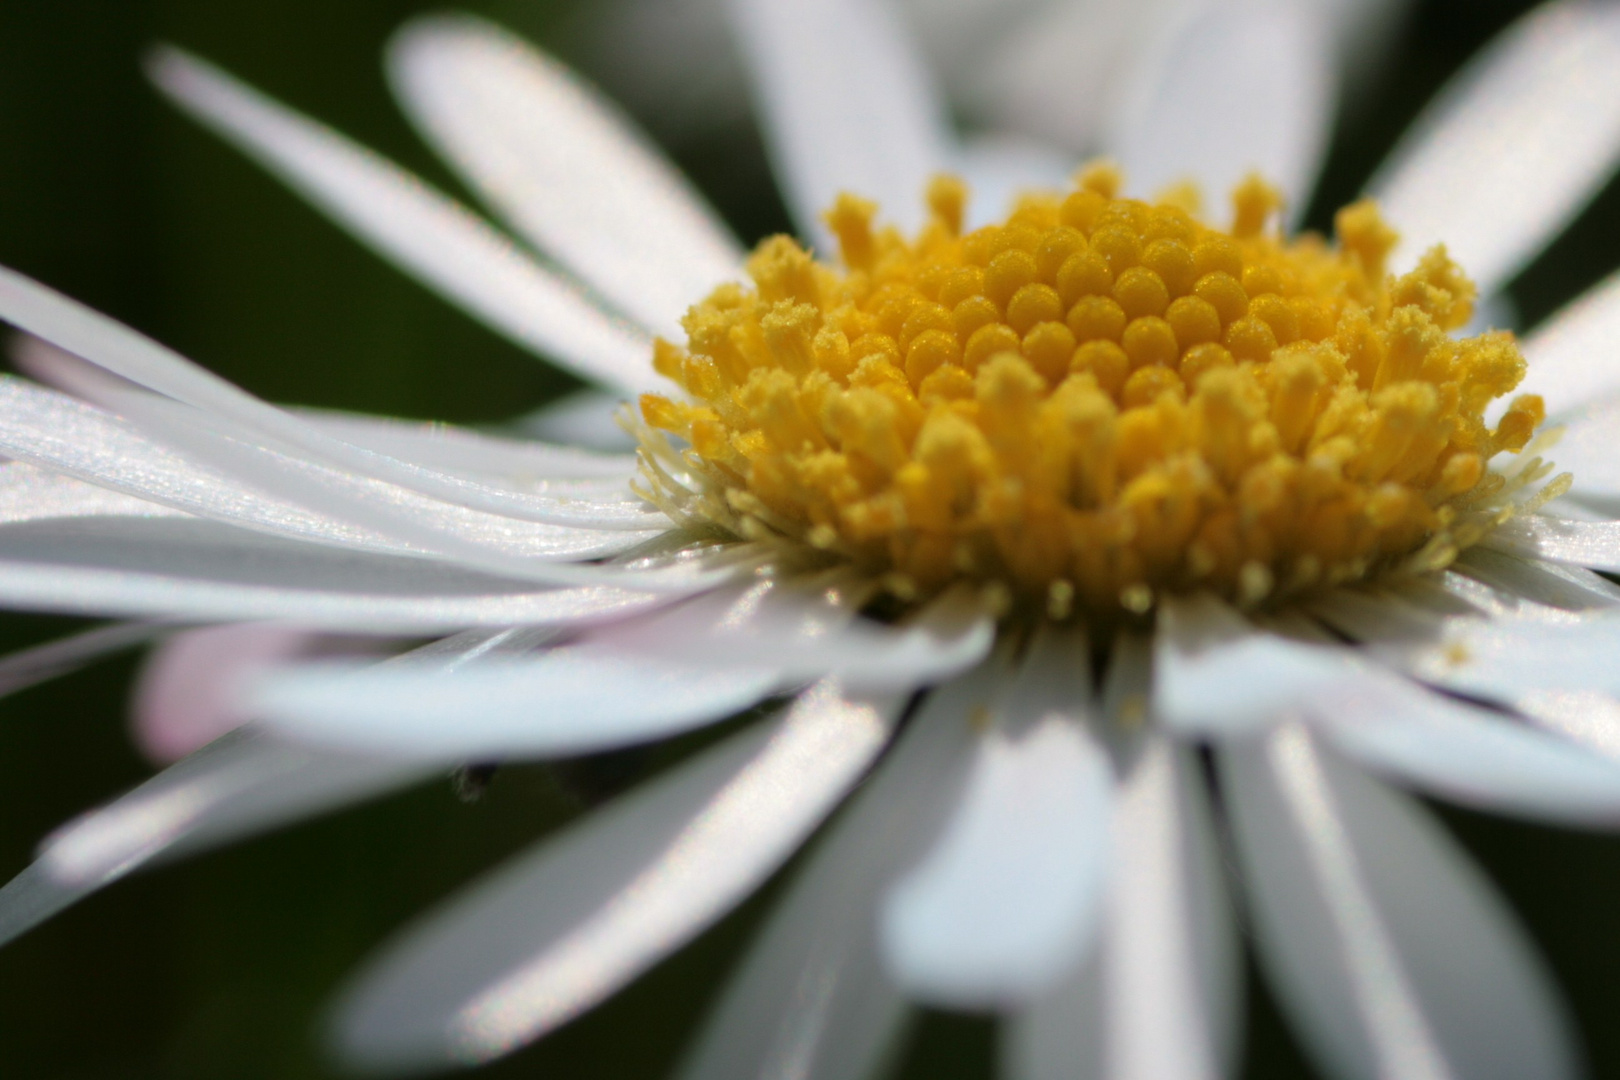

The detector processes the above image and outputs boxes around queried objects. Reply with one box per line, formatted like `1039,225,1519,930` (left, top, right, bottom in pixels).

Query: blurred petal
1222,724,1577,1080
0,726,430,948
1109,0,1335,214
726,0,955,245
249,644,779,760
0,621,163,700
676,662,1001,1080
1370,0,1620,295
132,624,316,763
510,389,639,453
881,628,1113,1008
1519,269,1620,417
330,680,900,1071
147,47,659,394
389,15,742,339
1008,738,1239,1080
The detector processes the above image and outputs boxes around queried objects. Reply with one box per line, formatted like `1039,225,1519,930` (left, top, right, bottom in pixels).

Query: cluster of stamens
638,165,1550,617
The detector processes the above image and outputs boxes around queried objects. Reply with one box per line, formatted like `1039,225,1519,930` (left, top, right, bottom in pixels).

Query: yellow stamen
639,171,1549,616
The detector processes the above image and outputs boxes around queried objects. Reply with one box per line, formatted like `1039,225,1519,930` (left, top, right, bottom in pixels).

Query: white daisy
2,2,1620,1079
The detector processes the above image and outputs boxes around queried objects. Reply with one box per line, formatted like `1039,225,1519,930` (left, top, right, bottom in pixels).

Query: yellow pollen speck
637,169,1553,616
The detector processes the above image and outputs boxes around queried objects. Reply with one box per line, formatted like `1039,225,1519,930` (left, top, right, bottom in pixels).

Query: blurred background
1,0,1619,1076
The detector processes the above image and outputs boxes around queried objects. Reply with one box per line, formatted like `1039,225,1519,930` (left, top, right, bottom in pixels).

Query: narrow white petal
331,680,900,1071
0,621,163,700
1453,545,1620,611
1155,594,1357,736
1384,604,1620,703
1369,0,1620,295
1482,513,1620,575
726,0,955,246
592,579,994,691
955,134,1076,228
388,15,742,339
146,48,659,393
1222,725,1576,1080
1518,269,1620,417
1011,737,1239,1080
676,662,1002,1080
1109,1,1335,214
0,540,677,633
881,628,1113,1008
250,641,780,759
0,726,430,949
1310,668,1620,827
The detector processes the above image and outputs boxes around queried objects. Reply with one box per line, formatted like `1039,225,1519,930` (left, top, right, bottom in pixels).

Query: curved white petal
1310,668,1620,827
1155,594,1357,736
881,628,1112,1008
726,0,955,246
592,579,994,691
1008,738,1239,1080
1109,0,1335,215
0,621,163,700
249,642,779,759
0,725,430,949
1222,724,1577,1080
1452,546,1620,612
1386,604,1620,703
0,536,677,634
330,680,899,1071
676,661,1002,1080
388,15,742,339
1479,512,1620,575
146,47,659,394
1519,269,1620,418
1369,0,1620,295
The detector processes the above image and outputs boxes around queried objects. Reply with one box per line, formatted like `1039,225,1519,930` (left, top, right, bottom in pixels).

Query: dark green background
2,0,1619,1076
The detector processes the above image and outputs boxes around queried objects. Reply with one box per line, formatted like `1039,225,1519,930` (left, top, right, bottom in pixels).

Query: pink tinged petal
726,0,956,247
1109,1,1335,216
0,725,432,949
329,680,901,1071
1155,594,1359,736
1519,269,1620,418
132,624,316,764
1222,724,1577,1080
388,15,742,340
676,661,1004,1080
1008,738,1240,1080
1369,0,1620,296
145,48,660,395
880,628,1114,1008
589,578,995,692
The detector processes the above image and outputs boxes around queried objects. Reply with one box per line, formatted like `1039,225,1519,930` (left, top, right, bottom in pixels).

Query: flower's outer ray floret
640,166,1551,618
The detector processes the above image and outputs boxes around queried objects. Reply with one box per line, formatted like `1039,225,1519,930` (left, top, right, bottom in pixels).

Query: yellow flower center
638,165,1553,618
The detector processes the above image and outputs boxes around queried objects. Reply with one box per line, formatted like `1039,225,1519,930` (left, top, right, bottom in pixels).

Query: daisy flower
2,2,1620,1079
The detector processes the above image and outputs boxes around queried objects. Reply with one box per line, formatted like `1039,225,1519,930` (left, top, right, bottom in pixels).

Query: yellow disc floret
638,166,1551,616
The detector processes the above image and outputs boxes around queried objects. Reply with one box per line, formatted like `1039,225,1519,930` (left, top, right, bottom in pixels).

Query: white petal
146,48,659,394
1309,668,1620,827
0,536,676,633
1008,737,1240,1080
1222,724,1577,1080
1480,512,1620,575
1108,0,1335,214
1453,545,1620,611
1384,604,1620,702
1540,395,1620,504
955,134,1076,229
1518,269,1620,417
510,389,639,453
0,725,430,948
1155,594,1357,736
249,642,780,759
726,0,955,246
675,662,1004,1080
132,624,315,763
592,579,994,692
388,15,742,339
0,621,163,700
330,680,900,1071
1369,0,1620,295
881,628,1113,1008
